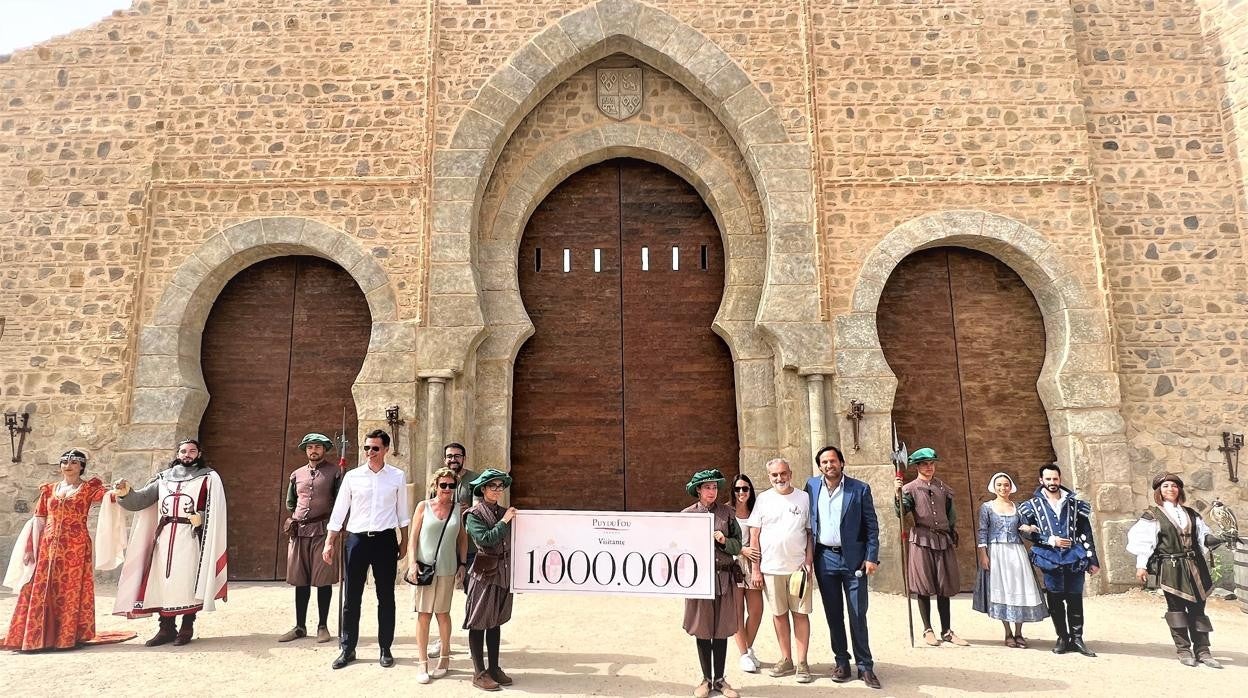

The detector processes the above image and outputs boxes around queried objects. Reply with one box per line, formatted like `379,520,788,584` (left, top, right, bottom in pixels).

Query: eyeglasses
484,483,507,491
362,445,383,452
437,482,456,490
733,487,751,493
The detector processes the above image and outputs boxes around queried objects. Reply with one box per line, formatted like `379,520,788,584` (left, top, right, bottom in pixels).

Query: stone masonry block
559,6,606,51
260,216,306,244
449,109,504,151
596,0,641,37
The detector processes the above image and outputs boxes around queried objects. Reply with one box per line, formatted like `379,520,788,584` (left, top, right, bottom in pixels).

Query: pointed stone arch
423,0,825,375
119,217,404,458
835,210,1133,590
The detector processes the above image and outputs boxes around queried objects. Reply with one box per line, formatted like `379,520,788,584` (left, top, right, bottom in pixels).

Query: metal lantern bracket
385,405,405,456
1220,431,1243,483
5,411,32,463
845,399,865,451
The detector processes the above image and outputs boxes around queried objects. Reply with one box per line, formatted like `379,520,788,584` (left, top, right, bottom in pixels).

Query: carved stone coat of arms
597,67,643,121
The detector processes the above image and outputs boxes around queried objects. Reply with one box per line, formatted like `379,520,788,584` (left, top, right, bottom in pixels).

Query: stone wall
0,1,1244,589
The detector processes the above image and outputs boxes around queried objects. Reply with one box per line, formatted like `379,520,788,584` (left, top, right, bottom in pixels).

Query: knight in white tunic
113,439,229,647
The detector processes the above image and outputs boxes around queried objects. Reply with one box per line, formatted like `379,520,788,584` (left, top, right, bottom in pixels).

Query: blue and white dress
972,502,1048,623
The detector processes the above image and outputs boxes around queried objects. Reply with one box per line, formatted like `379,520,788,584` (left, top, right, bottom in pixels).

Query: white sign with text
510,510,715,599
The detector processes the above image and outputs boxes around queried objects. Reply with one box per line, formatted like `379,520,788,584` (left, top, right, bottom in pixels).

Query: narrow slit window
594,248,602,273
563,248,571,273
641,246,649,271
700,244,708,271
671,246,680,271
535,247,542,272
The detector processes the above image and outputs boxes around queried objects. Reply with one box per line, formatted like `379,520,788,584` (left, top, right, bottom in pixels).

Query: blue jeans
814,545,873,671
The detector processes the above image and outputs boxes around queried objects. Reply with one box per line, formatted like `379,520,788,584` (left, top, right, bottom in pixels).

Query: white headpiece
987,471,1018,494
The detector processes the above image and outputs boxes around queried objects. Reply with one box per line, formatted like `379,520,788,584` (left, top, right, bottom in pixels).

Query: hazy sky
1,1,131,54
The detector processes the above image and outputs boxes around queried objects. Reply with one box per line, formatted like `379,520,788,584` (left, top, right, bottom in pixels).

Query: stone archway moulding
469,123,779,473
834,209,1134,588
119,217,404,454
423,0,827,375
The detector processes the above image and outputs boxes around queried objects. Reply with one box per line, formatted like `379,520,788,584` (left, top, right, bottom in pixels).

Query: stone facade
1,0,1245,592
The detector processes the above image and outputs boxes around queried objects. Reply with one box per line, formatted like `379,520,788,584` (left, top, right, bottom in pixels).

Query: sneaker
769,656,795,677
796,660,813,683
747,647,761,671
739,653,758,673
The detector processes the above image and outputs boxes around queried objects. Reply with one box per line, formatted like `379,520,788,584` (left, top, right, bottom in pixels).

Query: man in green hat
894,447,968,647
278,432,344,643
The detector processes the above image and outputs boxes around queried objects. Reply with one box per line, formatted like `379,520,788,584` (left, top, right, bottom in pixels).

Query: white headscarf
986,471,1018,495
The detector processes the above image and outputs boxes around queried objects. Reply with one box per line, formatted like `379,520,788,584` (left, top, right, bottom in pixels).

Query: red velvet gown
3,478,132,650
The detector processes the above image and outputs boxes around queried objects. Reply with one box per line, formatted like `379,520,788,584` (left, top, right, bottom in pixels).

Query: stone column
800,370,827,478
420,370,454,489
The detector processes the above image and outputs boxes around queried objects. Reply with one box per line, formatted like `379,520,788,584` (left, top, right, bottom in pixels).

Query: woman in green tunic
462,469,517,691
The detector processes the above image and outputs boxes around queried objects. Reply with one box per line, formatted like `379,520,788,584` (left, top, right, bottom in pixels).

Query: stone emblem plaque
597,67,643,121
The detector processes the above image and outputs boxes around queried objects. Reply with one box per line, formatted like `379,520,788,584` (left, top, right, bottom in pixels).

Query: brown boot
489,667,513,686
173,614,195,646
472,671,501,691
145,616,177,647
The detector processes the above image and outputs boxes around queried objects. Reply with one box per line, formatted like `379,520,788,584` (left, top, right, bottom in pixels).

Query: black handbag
405,509,450,587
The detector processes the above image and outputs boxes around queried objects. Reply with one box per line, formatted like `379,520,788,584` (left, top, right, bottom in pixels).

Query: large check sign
510,510,715,599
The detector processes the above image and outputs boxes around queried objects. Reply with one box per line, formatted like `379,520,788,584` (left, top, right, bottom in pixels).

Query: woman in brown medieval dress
463,468,517,692
682,469,743,698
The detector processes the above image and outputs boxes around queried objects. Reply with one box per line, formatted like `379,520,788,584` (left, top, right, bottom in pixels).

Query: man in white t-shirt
747,458,815,684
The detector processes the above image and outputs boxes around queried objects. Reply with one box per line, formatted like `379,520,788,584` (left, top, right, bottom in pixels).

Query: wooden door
200,256,370,580
511,159,739,512
878,247,1054,589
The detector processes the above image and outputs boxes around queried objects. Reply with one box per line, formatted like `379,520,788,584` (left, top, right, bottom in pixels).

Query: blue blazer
806,474,881,572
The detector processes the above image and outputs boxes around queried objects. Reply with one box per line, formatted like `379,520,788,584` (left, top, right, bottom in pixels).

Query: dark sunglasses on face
362,445,383,452
733,486,751,493
437,482,456,490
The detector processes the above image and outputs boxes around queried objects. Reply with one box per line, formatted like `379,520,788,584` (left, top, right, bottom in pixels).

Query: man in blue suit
806,445,882,689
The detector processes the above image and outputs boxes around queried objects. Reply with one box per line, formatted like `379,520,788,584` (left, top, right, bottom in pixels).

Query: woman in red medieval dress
2,449,133,651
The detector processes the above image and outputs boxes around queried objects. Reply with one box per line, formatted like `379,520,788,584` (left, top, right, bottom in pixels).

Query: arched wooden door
200,256,370,580
878,247,1055,589
511,159,739,512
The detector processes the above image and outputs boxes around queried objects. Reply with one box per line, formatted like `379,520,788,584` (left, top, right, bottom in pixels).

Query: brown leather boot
489,667,513,686
145,616,177,647
173,614,195,646
472,671,501,691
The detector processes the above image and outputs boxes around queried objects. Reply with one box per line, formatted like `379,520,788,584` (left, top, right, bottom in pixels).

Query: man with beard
1017,463,1100,657
113,439,229,646
278,433,344,644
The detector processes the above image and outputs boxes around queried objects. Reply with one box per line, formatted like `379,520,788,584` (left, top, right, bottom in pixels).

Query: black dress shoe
1070,637,1097,657
859,669,882,689
332,651,356,670
1051,637,1070,654
379,649,395,668
831,665,851,683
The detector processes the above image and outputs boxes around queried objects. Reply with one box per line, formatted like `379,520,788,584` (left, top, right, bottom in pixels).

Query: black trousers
340,531,398,653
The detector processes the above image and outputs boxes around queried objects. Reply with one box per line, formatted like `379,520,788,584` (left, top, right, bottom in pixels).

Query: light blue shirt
817,478,845,547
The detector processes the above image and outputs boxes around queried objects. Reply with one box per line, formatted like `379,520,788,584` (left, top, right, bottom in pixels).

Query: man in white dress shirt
323,429,410,669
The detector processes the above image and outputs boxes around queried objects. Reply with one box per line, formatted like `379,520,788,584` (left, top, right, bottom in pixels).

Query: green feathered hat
299,433,334,450
685,469,727,498
908,447,938,465
469,468,514,497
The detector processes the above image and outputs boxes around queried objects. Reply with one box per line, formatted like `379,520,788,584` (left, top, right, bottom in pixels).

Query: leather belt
352,530,391,537
160,516,192,526
817,544,843,554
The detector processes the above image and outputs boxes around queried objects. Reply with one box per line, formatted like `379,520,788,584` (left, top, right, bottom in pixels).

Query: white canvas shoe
739,653,759,673
747,647,761,671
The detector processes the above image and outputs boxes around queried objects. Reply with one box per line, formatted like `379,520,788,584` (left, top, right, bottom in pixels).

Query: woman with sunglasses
406,467,469,683
463,468,518,691
729,474,764,674
3,449,133,651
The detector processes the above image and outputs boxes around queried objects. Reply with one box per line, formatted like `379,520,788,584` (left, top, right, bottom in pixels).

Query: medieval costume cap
685,469,727,498
1151,472,1184,491
908,447,938,465
986,471,1018,494
469,468,513,497
299,433,334,450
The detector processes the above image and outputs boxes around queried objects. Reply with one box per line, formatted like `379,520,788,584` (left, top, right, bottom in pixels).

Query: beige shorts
413,573,456,614
763,572,813,616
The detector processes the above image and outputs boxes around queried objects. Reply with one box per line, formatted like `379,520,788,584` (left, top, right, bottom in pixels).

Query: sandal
431,654,451,679
923,628,941,646
416,660,431,684
1015,636,1028,649
1005,634,1018,648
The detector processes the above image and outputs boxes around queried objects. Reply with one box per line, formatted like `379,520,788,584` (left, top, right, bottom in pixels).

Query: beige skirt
413,574,457,614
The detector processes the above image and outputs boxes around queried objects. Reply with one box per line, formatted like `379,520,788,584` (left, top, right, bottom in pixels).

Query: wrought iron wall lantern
1220,431,1243,483
5,411,31,463
845,399,866,451
385,405,405,456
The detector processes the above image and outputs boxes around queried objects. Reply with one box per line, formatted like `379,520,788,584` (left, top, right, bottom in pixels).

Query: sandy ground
0,582,1244,697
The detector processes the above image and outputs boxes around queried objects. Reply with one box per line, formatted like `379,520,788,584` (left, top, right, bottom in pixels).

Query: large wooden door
200,256,370,580
878,247,1054,589
511,159,739,512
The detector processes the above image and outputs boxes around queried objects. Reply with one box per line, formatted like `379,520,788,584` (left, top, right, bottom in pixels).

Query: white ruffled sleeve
1195,514,1213,558
1125,517,1160,569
